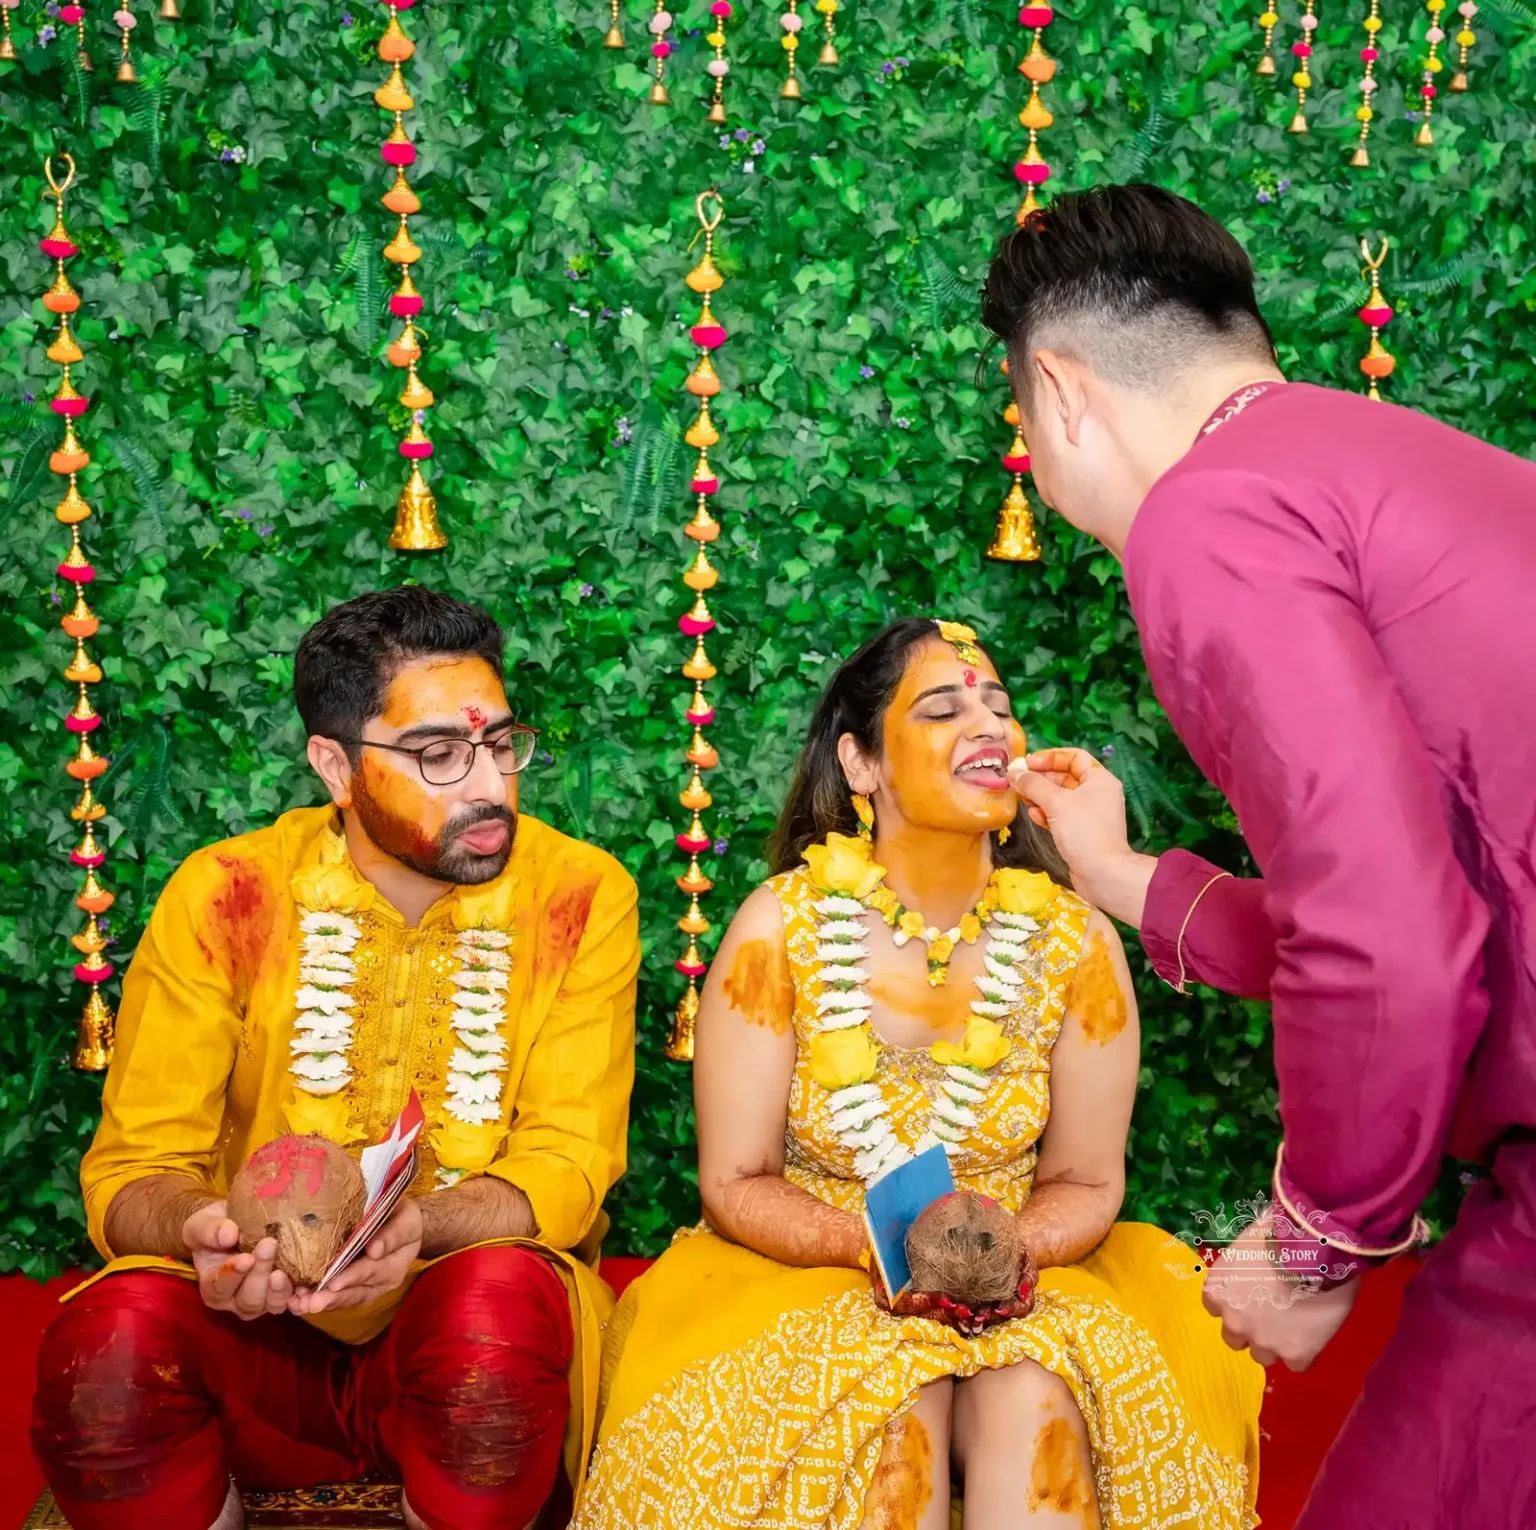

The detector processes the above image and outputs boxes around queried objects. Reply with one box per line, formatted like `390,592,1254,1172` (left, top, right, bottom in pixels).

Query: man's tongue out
457,820,510,855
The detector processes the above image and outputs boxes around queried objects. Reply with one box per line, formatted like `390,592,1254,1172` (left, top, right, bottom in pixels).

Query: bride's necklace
862,870,998,987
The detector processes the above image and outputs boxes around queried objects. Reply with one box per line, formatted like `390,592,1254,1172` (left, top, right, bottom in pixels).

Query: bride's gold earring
998,824,1012,845
852,793,875,843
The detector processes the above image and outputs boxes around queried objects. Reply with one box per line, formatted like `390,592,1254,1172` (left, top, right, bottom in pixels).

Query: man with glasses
32,588,640,1530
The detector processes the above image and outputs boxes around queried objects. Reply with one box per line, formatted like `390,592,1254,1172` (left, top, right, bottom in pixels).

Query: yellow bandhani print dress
577,868,1262,1529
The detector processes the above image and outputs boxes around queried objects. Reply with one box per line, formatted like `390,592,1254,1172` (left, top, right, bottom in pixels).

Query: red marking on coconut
251,1136,331,1200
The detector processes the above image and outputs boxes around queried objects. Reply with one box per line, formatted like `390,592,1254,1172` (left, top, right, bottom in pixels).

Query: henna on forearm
417,1174,536,1260
103,1175,219,1259
709,1173,868,1269
1014,1178,1119,1270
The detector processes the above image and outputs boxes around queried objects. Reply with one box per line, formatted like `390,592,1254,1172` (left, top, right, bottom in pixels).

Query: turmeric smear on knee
1027,1416,1096,1527
862,1414,933,1530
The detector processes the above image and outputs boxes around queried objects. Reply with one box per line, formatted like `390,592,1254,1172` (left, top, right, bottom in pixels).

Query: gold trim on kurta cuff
1271,1143,1428,1259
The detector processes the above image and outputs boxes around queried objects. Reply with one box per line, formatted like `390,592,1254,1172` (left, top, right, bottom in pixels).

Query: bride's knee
954,1359,1077,1447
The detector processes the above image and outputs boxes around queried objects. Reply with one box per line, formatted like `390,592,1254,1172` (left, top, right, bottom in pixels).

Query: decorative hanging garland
705,0,731,124
1,0,19,61
1289,0,1319,135
61,0,92,70
1357,238,1396,401
1415,0,1453,145
817,0,839,65
38,157,117,1072
1254,2,1280,76
648,1,672,105
604,0,623,49
113,0,137,81
1351,0,1383,166
1450,1,1477,92
667,191,730,1064
987,3,1056,565
780,0,803,100
375,0,445,551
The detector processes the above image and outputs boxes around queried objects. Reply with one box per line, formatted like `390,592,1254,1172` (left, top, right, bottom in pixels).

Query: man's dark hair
294,587,504,747
981,184,1276,391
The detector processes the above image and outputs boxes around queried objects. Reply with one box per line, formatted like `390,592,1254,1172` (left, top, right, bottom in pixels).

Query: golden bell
73,986,115,1073
64,638,103,685
1351,145,1370,167
159,0,182,17
685,252,724,294
1287,110,1308,134
686,404,719,449
78,47,93,71
0,36,18,62
374,65,414,113
682,637,717,682
72,916,109,958
707,99,726,125
72,784,107,825
1256,54,1276,76
1415,121,1435,146
819,40,839,65
987,483,1042,563
1016,188,1040,225
116,55,138,83
48,319,85,366
666,980,700,1063
680,766,712,813
76,865,116,913
384,215,421,266
678,897,711,938
1449,70,1468,92
388,465,447,551
677,856,713,896
683,545,718,592
604,25,624,47
399,364,434,411
781,73,801,100
684,499,721,543
649,79,671,105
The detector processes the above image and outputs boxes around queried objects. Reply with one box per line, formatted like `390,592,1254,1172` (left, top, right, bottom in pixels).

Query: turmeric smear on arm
721,936,794,1035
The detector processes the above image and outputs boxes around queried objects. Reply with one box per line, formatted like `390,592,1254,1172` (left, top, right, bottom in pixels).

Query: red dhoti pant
1296,1137,1536,1529
31,1245,574,1530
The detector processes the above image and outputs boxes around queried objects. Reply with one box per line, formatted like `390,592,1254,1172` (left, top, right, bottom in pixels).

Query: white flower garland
444,926,515,1126
812,896,1039,1184
291,909,362,1097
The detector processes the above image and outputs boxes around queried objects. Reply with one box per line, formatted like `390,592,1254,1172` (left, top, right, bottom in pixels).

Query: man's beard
350,785,515,885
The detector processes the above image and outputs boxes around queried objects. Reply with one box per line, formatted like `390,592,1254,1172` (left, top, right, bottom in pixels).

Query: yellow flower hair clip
935,619,985,667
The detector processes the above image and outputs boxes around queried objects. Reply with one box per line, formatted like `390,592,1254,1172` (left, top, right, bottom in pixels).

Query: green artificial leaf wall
2,0,1530,1273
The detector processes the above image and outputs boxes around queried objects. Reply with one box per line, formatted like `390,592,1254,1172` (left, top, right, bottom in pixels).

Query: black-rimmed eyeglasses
338,725,540,785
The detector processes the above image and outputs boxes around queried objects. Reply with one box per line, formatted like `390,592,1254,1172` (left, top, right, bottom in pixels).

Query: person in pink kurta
981,184,1536,1529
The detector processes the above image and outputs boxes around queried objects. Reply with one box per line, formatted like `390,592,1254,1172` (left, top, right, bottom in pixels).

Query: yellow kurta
70,803,639,1490
578,867,1262,1529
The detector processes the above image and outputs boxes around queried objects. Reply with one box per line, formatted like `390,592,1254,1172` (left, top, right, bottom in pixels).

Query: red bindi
464,705,487,729
963,669,978,688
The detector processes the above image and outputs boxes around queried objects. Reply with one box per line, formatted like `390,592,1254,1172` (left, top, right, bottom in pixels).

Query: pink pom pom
382,139,418,166
65,711,101,734
400,438,434,459
710,1,732,13
1018,5,1053,26
59,4,84,21
51,396,89,417
686,702,716,726
679,612,716,636
1291,41,1312,56
1002,452,1031,473
1361,46,1379,61
58,561,95,584
676,829,712,854
1422,83,1437,98
691,476,720,495
390,292,424,316
652,39,671,57
75,961,114,983
41,238,79,259
387,0,417,9
690,322,727,349
675,956,708,978
1358,303,1394,328
1014,160,1051,184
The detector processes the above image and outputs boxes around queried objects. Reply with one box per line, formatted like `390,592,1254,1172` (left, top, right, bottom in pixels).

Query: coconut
227,1134,367,1287
905,1191,1026,1306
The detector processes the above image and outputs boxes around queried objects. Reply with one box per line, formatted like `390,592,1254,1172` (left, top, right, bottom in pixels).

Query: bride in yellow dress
577,618,1262,1529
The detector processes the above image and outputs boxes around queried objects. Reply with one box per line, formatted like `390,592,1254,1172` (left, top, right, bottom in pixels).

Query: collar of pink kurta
1198,379,1285,438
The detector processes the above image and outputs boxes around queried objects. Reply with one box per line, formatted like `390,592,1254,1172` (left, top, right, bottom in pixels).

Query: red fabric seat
0,1256,1419,1530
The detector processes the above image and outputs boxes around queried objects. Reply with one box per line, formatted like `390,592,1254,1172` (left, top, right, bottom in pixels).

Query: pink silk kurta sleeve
1141,849,1276,1001
1125,468,1491,1251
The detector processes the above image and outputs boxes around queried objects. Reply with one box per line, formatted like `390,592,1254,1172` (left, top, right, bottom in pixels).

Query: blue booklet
861,1143,956,1301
